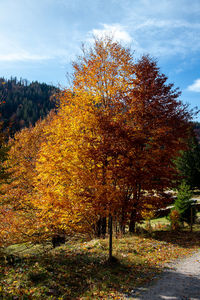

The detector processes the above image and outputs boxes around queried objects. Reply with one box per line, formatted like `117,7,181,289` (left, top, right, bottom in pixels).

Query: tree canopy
0,37,194,256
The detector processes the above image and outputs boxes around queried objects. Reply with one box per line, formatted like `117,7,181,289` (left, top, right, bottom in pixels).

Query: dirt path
127,250,200,300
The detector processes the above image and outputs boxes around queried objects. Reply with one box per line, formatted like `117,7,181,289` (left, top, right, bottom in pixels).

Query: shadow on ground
153,230,200,249
0,249,160,299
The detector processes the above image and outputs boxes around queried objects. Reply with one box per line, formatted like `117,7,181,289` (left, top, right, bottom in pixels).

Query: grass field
1,226,200,299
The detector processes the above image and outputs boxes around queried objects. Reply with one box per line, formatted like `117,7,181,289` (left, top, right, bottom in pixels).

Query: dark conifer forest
0,77,58,135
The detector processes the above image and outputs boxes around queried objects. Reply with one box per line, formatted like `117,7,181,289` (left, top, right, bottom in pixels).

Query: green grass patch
138,216,170,232
150,216,170,225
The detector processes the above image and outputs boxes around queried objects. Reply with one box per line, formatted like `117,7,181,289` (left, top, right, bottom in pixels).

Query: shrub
169,209,180,231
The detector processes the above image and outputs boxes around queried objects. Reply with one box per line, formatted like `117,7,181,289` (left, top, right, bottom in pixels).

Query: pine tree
174,181,195,226
175,134,200,189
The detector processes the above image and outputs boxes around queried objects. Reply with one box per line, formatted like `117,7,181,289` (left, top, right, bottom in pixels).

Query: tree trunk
96,218,101,237
190,206,193,232
129,184,141,233
120,209,126,235
95,217,107,238
129,210,136,233
52,234,65,248
120,224,125,235
108,214,113,261
101,217,107,238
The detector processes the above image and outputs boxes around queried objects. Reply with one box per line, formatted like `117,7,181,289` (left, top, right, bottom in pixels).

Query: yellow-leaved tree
1,37,194,262
0,114,55,245
32,37,193,260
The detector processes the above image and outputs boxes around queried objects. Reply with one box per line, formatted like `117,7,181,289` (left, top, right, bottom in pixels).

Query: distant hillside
0,77,58,135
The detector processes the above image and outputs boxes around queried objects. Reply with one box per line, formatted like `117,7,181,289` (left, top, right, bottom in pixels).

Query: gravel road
126,250,200,300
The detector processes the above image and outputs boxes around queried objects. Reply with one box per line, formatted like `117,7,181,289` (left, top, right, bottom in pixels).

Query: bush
169,209,180,231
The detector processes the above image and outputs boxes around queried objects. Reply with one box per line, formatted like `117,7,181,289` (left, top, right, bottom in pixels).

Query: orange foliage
33,37,193,235
0,36,194,246
71,37,193,223
0,114,55,245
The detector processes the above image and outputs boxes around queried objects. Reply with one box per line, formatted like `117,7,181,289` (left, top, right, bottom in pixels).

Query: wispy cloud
88,24,132,43
1,0,200,63
187,79,200,92
126,19,200,57
116,0,200,58
133,19,200,31
86,15,200,59
0,0,200,93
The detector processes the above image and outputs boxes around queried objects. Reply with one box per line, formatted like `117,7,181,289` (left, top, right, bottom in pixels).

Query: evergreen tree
174,181,195,226
175,134,200,189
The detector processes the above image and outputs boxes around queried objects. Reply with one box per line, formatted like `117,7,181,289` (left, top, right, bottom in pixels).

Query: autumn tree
0,114,56,246
2,118,47,208
1,36,193,262
0,124,12,249
32,92,97,240
125,55,192,232
72,37,193,235
72,37,135,240
32,37,193,261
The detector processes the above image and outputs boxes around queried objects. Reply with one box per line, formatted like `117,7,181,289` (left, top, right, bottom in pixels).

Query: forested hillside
0,77,57,135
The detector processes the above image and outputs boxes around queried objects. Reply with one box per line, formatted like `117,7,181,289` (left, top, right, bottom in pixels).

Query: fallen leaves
0,230,200,299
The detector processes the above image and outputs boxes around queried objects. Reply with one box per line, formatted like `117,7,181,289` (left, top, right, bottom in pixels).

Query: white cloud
88,24,132,43
132,21,200,57
86,16,200,59
187,79,200,92
119,0,200,58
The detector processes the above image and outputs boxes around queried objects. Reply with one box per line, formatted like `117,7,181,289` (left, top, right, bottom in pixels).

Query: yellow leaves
141,209,155,221
72,37,134,109
32,108,98,231
0,36,192,248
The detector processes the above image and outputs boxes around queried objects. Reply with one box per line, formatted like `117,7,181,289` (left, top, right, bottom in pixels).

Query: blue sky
1,0,200,120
